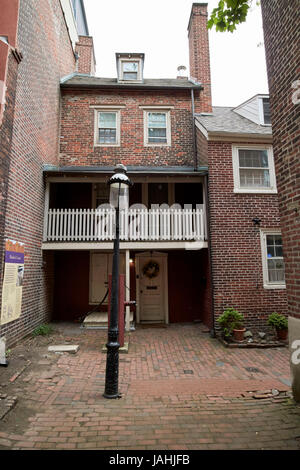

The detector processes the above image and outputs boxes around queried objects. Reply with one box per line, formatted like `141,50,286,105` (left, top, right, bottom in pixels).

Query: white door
137,252,168,323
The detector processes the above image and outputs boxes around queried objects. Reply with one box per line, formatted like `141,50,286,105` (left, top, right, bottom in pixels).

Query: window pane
123,62,138,72
99,113,116,129
123,72,138,80
148,128,167,143
99,128,116,143
239,149,269,168
263,98,271,125
148,113,166,128
266,234,285,283
239,169,270,188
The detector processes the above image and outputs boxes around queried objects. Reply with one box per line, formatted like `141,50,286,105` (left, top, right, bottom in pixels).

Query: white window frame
232,144,277,194
260,229,286,289
119,58,143,82
258,97,272,126
143,109,171,147
93,107,122,147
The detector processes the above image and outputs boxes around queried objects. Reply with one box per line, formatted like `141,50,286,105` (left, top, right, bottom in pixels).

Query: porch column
125,249,130,331
43,180,50,242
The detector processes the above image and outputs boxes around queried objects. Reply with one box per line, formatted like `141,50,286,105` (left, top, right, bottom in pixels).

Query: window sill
94,143,120,148
144,142,171,147
263,283,286,290
234,188,277,194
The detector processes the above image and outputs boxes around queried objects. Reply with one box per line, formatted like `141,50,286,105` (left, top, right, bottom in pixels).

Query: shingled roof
195,106,273,138
60,73,203,90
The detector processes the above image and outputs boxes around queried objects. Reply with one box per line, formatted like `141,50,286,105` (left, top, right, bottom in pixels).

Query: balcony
43,207,207,246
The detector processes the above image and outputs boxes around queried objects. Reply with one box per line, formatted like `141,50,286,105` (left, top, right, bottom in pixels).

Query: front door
136,252,168,323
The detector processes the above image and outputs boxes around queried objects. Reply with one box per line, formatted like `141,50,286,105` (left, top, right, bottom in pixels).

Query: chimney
75,36,96,75
188,3,212,113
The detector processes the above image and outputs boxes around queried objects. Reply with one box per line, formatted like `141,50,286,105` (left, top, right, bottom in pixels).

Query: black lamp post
103,164,132,399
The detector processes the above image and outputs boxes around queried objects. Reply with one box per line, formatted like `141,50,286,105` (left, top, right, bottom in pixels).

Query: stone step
82,311,134,329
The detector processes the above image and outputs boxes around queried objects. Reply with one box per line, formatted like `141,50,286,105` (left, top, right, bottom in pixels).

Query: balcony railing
43,208,207,243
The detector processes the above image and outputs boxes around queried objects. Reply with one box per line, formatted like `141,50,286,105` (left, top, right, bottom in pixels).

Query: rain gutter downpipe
191,88,198,171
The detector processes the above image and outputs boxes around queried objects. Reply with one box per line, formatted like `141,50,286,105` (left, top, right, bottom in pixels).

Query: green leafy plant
217,308,244,337
267,312,288,331
207,0,253,33
32,323,53,337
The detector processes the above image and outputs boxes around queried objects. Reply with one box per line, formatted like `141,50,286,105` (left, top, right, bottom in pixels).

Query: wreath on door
142,260,160,279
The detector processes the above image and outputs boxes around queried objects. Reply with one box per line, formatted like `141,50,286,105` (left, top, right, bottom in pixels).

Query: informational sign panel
0,239,24,325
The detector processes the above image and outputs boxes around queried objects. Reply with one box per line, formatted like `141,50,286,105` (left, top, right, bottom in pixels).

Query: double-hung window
232,146,277,193
144,110,171,146
94,108,121,147
261,231,286,289
99,112,117,144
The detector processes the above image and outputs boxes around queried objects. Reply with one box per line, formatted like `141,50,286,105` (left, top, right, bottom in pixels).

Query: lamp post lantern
103,164,132,399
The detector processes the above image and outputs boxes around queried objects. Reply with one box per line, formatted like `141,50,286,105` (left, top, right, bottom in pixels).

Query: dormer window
116,53,144,82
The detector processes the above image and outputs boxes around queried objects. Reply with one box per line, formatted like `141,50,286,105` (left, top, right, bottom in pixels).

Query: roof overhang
195,120,273,143
43,165,208,176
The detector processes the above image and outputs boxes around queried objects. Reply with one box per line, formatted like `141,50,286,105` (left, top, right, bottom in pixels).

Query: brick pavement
0,323,299,450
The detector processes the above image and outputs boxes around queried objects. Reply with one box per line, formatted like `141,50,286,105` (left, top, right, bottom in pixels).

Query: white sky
84,0,269,107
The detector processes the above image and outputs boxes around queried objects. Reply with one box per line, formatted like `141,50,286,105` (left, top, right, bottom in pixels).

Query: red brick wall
204,138,287,331
60,88,195,168
0,0,76,345
188,3,212,114
261,1,300,321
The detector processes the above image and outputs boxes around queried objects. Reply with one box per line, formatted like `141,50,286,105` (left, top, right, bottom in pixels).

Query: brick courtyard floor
0,322,300,450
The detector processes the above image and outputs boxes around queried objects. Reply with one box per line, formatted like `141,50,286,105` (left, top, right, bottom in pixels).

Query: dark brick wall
0,50,19,311
261,0,300,321
0,0,76,345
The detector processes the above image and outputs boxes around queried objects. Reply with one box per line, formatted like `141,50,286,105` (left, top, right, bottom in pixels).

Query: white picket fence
43,208,207,242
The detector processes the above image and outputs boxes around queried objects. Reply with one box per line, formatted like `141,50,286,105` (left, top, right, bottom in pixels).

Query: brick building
0,2,288,346
0,0,95,345
42,3,287,333
260,0,300,399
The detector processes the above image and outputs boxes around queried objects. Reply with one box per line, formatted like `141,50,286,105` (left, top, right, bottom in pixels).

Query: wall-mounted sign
0,239,24,325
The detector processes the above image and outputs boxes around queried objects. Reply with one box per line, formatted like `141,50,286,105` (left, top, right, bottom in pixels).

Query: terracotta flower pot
233,328,246,342
276,328,288,341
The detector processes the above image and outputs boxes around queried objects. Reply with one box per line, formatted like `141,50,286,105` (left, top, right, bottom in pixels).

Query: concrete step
82,311,134,329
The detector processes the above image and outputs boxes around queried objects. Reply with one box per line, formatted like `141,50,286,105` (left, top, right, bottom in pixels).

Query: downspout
191,88,198,171
205,175,216,338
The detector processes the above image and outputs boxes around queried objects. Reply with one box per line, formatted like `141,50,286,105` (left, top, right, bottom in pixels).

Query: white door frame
135,251,169,324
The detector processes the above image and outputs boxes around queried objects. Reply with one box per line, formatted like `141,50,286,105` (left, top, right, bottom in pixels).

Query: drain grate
245,367,262,373
183,370,194,375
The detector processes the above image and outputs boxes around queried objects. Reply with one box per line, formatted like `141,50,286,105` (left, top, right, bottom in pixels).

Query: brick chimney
75,36,96,75
188,3,212,113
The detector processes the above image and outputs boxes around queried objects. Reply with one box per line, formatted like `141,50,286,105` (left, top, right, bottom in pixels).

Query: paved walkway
0,323,299,450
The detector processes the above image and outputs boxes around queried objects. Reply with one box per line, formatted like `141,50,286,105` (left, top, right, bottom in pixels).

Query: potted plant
217,308,245,342
267,312,288,340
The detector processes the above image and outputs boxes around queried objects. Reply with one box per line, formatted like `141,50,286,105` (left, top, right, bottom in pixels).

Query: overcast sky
84,0,269,107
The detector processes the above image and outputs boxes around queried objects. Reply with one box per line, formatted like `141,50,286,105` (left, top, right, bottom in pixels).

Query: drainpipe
204,177,216,337
191,89,198,171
